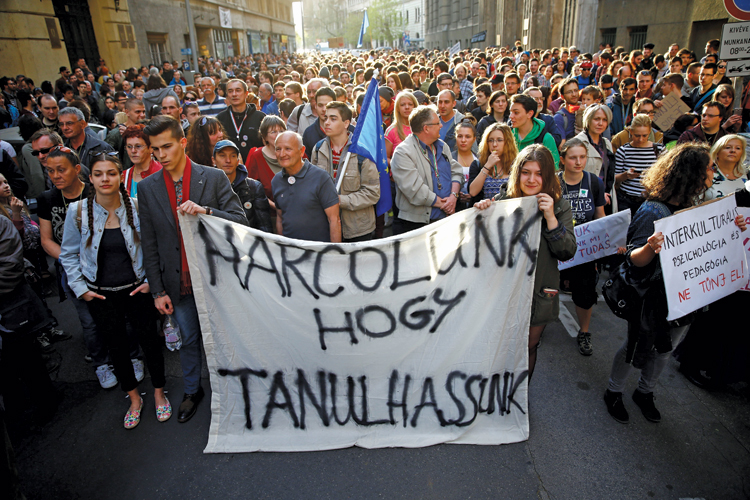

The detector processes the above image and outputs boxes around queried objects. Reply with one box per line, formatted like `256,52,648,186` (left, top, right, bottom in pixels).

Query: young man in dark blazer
139,115,248,422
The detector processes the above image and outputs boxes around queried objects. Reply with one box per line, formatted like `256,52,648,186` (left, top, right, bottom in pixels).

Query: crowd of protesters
1,35,750,457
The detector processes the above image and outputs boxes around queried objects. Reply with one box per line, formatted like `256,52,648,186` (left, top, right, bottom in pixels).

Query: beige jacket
311,136,380,239
391,134,464,224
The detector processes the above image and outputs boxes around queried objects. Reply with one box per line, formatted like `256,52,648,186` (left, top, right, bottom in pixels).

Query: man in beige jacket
311,101,380,242
390,105,464,235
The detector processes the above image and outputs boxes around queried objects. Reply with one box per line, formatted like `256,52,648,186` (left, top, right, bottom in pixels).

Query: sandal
124,397,143,429
156,397,172,422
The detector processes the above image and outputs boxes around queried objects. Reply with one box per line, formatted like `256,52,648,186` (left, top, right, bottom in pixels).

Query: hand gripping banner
179,197,542,453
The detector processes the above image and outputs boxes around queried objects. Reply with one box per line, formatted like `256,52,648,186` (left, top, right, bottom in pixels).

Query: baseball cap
643,43,655,50
213,139,240,156
490,74,504,85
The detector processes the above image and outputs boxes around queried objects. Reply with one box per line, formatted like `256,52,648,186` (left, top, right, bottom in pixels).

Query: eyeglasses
200,116,208,127
718,65,727,69
126,144,146,152
31,146,56,157
638,70,652,76
709,163,717,172
702,113,721,119
424,122,440,127
563,89,578,95
51,145,74,154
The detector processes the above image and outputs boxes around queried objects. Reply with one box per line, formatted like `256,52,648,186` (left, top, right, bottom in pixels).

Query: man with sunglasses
678,102,728,146
59,107,113,170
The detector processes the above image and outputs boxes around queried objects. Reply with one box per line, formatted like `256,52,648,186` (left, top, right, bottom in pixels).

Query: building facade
127,0,296,67
0,0,295,86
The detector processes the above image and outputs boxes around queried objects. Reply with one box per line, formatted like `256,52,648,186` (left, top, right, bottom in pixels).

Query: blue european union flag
348,78,392,217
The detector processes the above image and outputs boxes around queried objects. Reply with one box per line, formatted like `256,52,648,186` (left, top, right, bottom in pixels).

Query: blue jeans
59,264,139,367
172,294,202,394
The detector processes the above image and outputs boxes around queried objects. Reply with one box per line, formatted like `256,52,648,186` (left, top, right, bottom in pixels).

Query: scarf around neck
163,157,193,295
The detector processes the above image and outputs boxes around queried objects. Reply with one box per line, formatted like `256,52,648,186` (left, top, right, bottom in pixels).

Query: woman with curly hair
604,143,746,424
185,116,226,166
59,153,169,429
475,144,576,381
468,122,517,203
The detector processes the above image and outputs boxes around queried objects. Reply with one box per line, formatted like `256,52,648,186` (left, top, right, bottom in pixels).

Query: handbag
602,261,642,321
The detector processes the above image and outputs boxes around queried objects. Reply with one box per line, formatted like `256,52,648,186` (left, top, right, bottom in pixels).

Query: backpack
312,138,365,177
554,108,570,134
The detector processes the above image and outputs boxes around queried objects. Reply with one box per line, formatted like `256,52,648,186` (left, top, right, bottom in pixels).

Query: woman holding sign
604,143,746,424
557,139,606,356
674,134,750,389
474,144,577,381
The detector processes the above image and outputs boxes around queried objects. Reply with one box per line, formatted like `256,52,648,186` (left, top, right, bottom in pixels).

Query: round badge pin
241,141,247,148
288,176,296,185
243,135,248,141
244,201,252,209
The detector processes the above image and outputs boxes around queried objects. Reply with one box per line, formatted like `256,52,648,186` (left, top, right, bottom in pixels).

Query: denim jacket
59,194,145,299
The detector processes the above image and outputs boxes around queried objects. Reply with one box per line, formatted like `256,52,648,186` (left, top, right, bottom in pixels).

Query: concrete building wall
597,0,733,55
0,0,139,85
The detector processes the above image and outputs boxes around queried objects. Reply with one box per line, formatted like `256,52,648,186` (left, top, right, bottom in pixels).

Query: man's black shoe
178,386,205,423
632,390,661,423
604,389,629,424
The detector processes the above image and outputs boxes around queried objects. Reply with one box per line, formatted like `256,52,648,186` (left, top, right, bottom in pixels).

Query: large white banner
558,211,630,270
179,198,542,453
655,195,747,321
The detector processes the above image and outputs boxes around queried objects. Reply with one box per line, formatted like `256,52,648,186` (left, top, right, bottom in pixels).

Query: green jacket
494,188,576,326
512,118,560,166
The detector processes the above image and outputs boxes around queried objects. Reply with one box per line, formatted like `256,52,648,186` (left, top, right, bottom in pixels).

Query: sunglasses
89,151,119,162
31,146,56,157
718,65,726,69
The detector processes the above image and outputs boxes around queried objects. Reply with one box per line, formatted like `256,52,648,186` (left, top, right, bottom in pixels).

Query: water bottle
163,314,182,351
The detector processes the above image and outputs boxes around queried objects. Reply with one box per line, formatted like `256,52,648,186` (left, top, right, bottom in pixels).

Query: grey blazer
138,161,248,306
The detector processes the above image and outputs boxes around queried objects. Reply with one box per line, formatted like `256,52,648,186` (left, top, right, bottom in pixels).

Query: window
601,28,616,48
629,26,648,52
147,32,169,66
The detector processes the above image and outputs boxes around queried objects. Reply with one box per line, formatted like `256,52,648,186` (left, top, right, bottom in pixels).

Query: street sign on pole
720,21,750,60
724,0,750,21
726,58,750,77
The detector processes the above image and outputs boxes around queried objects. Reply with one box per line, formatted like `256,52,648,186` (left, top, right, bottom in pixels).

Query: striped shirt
614,142,664,197
197,96,226,116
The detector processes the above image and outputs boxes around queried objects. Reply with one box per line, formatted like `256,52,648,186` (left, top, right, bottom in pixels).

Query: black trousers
87,285,165,392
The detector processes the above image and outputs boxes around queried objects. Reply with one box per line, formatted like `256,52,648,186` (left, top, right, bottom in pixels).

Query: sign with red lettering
655,195,747,321
737,207,750,291
558,211,630,270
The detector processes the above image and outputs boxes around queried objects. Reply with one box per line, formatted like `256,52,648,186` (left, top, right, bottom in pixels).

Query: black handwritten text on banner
180,198,541,453
655,195,747,321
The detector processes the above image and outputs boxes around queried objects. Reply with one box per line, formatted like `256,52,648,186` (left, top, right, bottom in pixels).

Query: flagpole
335,152,352,193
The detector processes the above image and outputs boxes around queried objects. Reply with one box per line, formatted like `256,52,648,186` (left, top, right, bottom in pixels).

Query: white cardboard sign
654,196,747,321
558,211,630,270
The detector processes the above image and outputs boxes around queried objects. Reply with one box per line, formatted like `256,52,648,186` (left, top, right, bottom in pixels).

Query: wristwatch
451,192,459,199
204,205,213,215
151,290,167,299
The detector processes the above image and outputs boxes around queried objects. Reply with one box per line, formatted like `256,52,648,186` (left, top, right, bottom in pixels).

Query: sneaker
577,331,593,356
36,334,55,354
48,327,72,342
132,358,145,382
604,389,629,424
632,390,661,423
96,364,118,389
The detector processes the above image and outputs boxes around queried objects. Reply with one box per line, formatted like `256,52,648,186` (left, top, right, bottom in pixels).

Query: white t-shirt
0,140,16,158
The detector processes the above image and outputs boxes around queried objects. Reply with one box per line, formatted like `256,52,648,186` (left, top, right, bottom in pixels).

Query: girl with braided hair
60,153,169,429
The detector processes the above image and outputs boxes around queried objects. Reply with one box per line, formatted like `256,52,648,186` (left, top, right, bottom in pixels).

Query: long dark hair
642,143,711,208
86,155,139,247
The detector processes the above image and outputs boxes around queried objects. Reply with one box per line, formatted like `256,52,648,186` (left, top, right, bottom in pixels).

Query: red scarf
163,158,193,295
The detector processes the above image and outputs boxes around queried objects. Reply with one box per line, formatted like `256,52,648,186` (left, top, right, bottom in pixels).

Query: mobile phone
733,108,742,117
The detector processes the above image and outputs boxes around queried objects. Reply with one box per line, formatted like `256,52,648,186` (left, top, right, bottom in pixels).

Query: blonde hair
710,134,748,179
630,113,652,129
387,91,419,141
477,123,517,177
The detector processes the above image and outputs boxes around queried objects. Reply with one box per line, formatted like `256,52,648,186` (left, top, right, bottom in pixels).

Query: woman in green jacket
475,144,577,380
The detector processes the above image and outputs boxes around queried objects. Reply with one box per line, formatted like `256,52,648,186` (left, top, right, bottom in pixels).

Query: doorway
52,0,101,70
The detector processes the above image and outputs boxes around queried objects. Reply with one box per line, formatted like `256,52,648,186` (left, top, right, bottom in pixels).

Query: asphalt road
7,284,750,500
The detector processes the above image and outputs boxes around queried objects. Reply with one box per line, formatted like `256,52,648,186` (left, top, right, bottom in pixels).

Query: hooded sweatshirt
512,117,560,166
